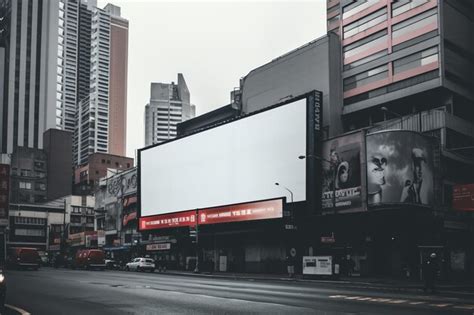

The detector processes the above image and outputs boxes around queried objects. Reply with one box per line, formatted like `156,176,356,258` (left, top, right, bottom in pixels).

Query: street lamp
298,155,337,211
381,106,403,129
274,182,293,203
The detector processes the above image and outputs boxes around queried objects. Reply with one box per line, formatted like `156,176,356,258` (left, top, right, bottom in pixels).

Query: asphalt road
4,268,474,315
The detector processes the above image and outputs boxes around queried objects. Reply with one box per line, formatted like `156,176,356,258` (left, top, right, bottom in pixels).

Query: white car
125,258,155,272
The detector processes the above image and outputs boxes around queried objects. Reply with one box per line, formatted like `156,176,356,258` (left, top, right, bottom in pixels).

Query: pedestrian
286,256,295,278
423,253,439,293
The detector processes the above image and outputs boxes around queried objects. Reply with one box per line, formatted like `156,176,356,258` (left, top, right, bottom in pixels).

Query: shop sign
321,233,335,244
198,199,283,225
139,210,196,231
49,245,60,251
302,256,333,275
0,164,10,226
146,243,170,251
97,230,106,246
453,184,474,211
53,238,61,244
123,211,137,227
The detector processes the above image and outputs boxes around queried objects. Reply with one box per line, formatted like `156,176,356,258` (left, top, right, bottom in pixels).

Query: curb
5,304,31,315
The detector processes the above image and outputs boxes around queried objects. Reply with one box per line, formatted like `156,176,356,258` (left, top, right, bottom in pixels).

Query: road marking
409,301,426,305
429,303,451,307
387,300,407,304
329,295,347,298
454,305,474,310
5,304,31,315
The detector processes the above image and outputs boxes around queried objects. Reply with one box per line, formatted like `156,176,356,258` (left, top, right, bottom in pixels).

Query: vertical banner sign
321,132,363,212
307,91,323,215
0,165,10,226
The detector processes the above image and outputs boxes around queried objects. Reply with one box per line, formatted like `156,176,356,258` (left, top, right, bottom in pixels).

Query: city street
4,268,474,315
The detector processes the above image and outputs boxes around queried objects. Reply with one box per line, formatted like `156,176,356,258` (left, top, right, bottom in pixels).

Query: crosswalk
329,294,474,311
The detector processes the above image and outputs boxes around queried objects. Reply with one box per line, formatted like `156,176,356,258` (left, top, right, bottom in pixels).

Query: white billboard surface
140,99,307,217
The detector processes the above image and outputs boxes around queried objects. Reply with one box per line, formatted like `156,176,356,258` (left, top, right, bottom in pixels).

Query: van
73,249,106,270
7,247,41,270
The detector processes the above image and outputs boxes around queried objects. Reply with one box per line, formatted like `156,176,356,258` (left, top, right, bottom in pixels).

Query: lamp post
274,182,293,204
298,155,337,212
381,106,403,129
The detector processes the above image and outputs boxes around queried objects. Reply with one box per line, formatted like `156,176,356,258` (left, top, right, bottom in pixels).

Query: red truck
7,247,41,270
72,249,106,270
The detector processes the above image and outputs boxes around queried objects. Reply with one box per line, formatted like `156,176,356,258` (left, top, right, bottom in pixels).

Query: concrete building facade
240,33,343,139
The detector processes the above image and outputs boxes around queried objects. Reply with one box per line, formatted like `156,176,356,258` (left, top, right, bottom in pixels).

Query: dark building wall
43,129,72,201
73,153,134,195
241,33,343,138
177,104,239,137
10,146,47,204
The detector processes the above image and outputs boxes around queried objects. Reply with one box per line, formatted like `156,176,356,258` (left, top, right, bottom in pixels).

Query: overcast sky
98,0,327,159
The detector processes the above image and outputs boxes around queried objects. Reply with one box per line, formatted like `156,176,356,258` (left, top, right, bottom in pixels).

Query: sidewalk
159,269,474,296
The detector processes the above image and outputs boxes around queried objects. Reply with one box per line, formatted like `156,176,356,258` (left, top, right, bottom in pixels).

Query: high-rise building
0,0,68,154
74,2,129,166
105,3,128,157
144,74,196,146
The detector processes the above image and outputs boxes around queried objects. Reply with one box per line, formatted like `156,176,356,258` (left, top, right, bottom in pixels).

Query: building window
342,0,379,19
344,49,388,70
393,46,438,74
15,228,45,237
35,183,46,191
344,64,389,91
20,169,32,177
392,8,437,40
392,0,430,17
343,8,387,39
344,30,388,60
101,159,105,163
19,182,32,190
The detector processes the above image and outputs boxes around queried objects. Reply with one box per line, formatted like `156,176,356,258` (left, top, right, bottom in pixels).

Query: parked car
105,259,120,270
0,268,6,309
7,247,41,270
72,249,106,270
125,258,155,272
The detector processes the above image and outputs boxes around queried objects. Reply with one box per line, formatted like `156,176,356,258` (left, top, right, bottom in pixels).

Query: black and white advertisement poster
366,131,434,206
321,132,362,211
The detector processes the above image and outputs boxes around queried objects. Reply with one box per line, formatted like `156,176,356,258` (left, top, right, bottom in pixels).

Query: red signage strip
198,199,283,225
453,184,474,211
139,210,196,231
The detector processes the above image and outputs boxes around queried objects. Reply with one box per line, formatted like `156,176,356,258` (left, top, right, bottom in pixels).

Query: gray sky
98,0,327,159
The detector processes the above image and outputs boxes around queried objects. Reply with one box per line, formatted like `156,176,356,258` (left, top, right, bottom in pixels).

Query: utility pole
194,209,199,273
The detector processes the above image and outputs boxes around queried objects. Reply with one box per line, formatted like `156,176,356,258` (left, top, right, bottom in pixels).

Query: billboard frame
137,90,323,231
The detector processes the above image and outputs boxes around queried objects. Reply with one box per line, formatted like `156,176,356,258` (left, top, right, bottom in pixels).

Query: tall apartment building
74,2,129,166
0,0,69,154
144,74,196,146
105,3,128,157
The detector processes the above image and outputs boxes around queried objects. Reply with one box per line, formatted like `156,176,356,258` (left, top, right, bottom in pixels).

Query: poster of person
366,131,434,206
105,201,121,232
321,132,362,211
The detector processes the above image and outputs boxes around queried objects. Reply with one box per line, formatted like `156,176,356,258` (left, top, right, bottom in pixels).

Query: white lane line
5,304,31,315
329,295,347,298
409,301,426,305
387,300,407,304
429,303,451,307
454,305,474,310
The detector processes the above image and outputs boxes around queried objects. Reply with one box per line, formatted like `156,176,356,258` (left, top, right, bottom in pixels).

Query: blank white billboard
140,99,307,217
